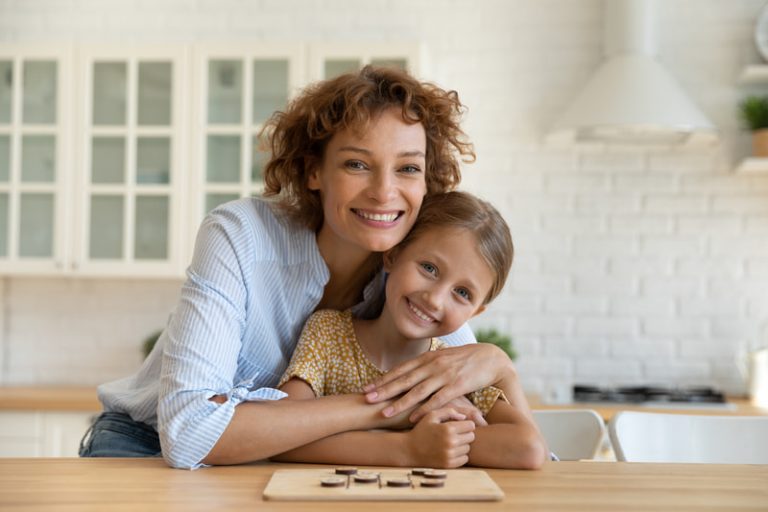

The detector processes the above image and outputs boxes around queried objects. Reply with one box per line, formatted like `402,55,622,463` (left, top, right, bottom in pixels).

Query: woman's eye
455,288,471,301
400,165,422,174
420,262,437,275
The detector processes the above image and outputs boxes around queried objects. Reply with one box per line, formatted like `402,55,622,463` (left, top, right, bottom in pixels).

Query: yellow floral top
278,309,507,416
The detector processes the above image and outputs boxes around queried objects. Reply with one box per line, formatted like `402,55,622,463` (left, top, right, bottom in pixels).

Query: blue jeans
79,412,162,458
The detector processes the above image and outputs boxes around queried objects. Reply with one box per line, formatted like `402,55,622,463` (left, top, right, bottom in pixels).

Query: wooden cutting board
263,468,504,501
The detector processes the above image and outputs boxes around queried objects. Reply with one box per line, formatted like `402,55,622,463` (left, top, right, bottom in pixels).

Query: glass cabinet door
80,49,184,276
196,46,302,227
309,44,417,81
0,49,69,274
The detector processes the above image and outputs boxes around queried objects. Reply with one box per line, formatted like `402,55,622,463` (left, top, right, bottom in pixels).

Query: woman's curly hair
261,65,475,231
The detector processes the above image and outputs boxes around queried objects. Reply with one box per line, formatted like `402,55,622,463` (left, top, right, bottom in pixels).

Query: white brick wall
0,0,767,398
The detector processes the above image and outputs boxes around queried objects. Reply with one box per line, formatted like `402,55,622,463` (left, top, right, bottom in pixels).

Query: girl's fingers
424,408,466,424
408,382,461,422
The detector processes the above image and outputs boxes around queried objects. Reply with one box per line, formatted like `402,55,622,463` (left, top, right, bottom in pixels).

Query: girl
83,66,519,469
277,191,548,469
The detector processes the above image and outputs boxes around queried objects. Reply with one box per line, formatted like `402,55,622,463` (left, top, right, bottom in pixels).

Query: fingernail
366,391,378,401
383,406,394,417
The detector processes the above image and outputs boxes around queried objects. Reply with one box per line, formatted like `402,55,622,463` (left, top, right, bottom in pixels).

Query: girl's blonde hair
261,65,475,230
390,191,513,304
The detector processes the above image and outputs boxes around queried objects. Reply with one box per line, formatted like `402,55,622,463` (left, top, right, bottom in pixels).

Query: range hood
547,0,717,146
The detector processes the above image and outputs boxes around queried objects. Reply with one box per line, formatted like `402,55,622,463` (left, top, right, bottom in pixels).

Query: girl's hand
405,408,476,469
364,343,512,422
444,396,488,427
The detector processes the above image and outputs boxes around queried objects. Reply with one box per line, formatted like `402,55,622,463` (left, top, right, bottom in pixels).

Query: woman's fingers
364,352,437,401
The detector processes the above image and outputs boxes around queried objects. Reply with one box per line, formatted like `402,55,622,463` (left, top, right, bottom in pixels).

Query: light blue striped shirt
97,197,475,469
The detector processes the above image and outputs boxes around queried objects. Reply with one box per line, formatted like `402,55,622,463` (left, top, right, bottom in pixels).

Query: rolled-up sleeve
157,209,285,469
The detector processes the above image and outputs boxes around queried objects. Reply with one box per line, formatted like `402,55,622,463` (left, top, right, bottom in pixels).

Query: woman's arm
466,400,548,469
270,378,476,468
364,343,515,421
203,393,399,465
272,408,476,469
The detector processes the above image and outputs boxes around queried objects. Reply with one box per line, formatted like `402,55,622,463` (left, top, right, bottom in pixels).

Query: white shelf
734,157,768,174
738,65,768,85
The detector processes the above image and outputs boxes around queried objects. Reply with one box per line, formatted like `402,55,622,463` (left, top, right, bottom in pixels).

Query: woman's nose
367,170,397,203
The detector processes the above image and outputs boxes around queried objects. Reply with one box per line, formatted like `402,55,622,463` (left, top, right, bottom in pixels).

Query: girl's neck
315,229,381,311
353,310,431,372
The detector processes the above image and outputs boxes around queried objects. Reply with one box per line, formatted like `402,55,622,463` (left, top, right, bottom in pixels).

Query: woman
81,66,519,469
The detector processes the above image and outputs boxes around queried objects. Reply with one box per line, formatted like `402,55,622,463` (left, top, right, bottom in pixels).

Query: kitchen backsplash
1,0,767,396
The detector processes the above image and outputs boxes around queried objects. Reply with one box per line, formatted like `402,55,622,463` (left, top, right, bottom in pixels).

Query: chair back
609,411,768,463
532,409,605,460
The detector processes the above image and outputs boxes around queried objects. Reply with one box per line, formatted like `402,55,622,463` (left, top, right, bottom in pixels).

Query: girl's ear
471,304,487,318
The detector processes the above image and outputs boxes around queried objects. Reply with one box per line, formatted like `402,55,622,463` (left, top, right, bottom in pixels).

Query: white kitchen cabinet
0,43,421,278
191,44,304,244
75,47,188,277
0,46,72,275
308,42,422,81
0,411,95,457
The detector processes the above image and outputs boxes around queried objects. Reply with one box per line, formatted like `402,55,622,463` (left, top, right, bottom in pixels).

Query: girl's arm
466,400,548,469
271,379,476,468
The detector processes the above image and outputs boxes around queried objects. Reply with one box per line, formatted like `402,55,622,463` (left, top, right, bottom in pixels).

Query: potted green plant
474,328,517,361
739,95,768,157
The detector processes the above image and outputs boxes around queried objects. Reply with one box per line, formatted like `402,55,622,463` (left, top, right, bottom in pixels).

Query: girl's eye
420,262,437,275
346,160,367,170
455,288,471,301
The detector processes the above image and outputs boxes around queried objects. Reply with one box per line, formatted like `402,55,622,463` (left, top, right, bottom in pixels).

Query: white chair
532,409,606,461
609,411,768,463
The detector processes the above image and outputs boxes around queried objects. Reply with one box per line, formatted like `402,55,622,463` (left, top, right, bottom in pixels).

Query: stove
573,385,728,406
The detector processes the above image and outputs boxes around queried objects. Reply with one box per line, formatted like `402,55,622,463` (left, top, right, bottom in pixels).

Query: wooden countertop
2,386,767,419
528,395,768,421
0,458,765,511
0,387,101,411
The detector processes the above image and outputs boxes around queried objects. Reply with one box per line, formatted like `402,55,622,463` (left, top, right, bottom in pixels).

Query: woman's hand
364,343,513,422
405,408,476,468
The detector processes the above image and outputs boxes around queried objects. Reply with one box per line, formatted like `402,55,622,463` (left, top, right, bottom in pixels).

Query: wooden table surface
0,458,765,511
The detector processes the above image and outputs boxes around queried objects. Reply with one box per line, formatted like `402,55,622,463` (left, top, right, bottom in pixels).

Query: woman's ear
307,166,321,191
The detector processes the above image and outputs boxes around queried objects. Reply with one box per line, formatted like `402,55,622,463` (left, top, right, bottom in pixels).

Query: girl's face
309,107,427,256
383,226,495,341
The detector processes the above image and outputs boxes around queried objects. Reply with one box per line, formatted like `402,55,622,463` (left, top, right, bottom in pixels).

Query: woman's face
309,107,428,255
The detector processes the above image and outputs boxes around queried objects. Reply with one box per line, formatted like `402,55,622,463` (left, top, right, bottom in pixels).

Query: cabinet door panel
0,60,12,123
136,136,170,184
21,134,56,182
208,60,242,124
91,136,125,184
0,192,8,257
134,195,169,260
19,192,54,257
92,62,127,125
206,135,240,183
138,62,172,126
0,134,9,181
22,60,57,124
89,195,124,259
